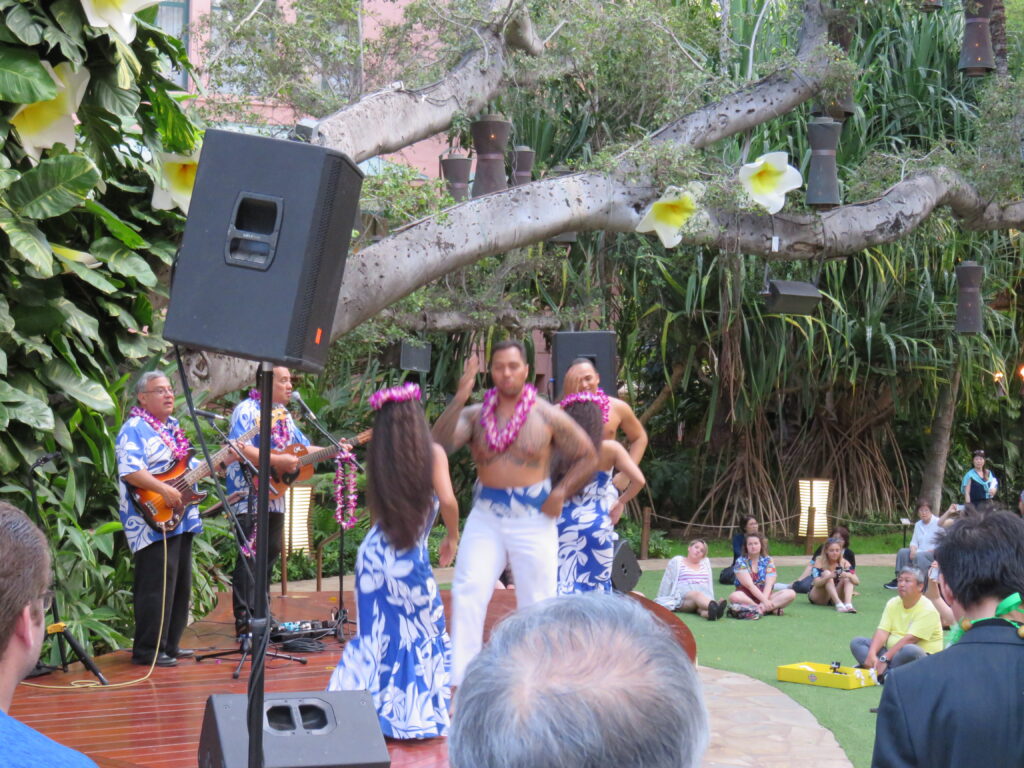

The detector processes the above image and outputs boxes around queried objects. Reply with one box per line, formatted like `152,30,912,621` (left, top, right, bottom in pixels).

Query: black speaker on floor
163,129,364,373
551,331,617,399
197,691,390,768
610,540,642,593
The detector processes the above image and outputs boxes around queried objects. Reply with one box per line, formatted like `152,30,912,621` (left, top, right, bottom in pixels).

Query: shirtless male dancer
561,357,648,494
433,340,597,684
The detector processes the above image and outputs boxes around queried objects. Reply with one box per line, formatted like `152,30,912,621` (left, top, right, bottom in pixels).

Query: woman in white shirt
655,539,728,620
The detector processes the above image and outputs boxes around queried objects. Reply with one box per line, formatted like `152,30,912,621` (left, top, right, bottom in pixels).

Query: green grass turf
636,565,937,768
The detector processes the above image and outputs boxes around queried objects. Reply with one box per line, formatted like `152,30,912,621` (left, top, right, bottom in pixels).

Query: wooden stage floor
11,590,694,768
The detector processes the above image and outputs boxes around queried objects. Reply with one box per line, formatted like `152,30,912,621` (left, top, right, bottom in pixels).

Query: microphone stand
291,393,358,640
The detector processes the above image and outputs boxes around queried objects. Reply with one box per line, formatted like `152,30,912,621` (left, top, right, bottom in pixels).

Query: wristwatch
878,654,889,664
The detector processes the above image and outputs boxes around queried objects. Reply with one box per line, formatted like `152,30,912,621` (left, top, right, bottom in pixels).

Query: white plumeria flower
635,183,705,248
79,0,162,43
738,151,803,214
11,63,90,162
151,148,201,214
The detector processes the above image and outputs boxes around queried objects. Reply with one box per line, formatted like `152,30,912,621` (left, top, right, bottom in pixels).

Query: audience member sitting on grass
790,525,857,593
655,539,728,621
0,502,98,767
808,536,859,613
872,511,1024,767
448,591,709,768
884,501,941,590
850,567,942,680
719,514,758,585
728,533,795,617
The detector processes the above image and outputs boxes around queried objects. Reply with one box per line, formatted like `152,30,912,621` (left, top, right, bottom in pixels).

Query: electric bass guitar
128,425,259,533
261,429,372,500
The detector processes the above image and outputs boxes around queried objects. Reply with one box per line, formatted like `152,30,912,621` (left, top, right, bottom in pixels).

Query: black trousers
231,509,284,634
132,532,194,661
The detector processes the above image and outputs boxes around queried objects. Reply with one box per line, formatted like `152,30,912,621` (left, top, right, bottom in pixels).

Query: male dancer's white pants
450,480,557,685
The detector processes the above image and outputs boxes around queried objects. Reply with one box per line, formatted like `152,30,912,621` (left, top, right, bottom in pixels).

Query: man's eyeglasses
39,589,54,612
143,387,174,396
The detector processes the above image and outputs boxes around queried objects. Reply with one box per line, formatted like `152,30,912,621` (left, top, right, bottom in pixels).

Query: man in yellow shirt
850,567,942,678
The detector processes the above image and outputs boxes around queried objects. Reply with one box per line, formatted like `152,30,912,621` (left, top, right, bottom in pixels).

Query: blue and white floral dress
556,470,615,595
327,522,451,739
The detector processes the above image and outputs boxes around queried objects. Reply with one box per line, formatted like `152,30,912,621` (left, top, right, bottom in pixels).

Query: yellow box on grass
776,661,877,690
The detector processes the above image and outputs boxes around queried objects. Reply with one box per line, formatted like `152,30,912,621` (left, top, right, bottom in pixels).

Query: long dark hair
550,401,602,487
366,399,434,550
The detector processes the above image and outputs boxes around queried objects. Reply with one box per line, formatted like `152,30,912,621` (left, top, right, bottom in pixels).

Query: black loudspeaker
383,340,431,372
611,540,642,593
163,129,364,373
197,691,390,768
955,260,984,334
551,331,617,399
763,280,822,315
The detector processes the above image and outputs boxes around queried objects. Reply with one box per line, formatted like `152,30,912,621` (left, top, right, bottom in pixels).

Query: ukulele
128,425,259,533
260,429,372,500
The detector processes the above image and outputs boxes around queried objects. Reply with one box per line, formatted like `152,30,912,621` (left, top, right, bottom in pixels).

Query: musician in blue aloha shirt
225,367,313,637
116,371,202,667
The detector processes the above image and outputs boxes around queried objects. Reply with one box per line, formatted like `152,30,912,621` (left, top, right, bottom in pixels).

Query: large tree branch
314,1,542,161
383,308,561,333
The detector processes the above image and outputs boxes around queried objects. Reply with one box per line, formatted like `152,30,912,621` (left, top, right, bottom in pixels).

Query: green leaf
116,331,152,358
92,238,157,287
146,239,177,265
84,66,141,122
0,380,54,430
12,301,66,336
5,4,43,45
51,414,73,450
112,37,141,88
84,199,148,249
0,211,54,276
54,298,101,343
0,348,6,376
0,435,18,472
6,155,101,219
94,520,123,535
0,167,20,191
40,358,115,413
40,23,85,67
55,253,118,294
50,0,85,39
0,44,56,103
0,295,13,334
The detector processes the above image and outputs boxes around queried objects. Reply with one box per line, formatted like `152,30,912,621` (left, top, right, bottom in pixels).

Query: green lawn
636,565,930,768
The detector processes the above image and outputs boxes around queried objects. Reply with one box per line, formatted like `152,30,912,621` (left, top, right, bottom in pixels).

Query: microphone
30,451,62,470
194,408,227,422
291,391,320,421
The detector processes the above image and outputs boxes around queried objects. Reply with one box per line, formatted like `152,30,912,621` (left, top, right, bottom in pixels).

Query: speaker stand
194,625,307,680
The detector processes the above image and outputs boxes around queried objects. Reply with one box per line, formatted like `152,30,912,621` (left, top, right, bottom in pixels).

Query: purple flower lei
334,453,359,529
130,406,190,460
248,390,290,449
369,382,421,411
558,389,611,423
480,383,537,453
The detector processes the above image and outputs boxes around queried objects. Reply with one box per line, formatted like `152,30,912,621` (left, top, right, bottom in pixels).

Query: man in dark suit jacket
872,511,1024,767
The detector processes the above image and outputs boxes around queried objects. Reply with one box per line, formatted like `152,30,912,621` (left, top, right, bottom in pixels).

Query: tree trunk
918,367,961,514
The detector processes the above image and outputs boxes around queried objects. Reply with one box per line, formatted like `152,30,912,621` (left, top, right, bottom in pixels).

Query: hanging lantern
810,89,855,123
955,260,985,334
508,145,536,187
959,0,995,77
805,117,842,209
920,0,942,11
798,478,831,555
439,150,472,202
470,114,512,198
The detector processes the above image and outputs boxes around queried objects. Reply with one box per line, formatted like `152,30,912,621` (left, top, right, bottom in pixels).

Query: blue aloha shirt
733,554,776,589
116,414,202,554
225,397,310,514
557,470,615,595
327,524,452,739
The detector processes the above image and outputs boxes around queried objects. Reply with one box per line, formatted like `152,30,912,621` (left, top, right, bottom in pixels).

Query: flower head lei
480,383,537,453
130,406,190,460
334,453,359,530
369,382,421,411
559,389,611,423
247,389,290,449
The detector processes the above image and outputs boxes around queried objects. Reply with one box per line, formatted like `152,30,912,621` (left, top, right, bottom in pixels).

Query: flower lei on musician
129,405,190,459
558,389,610,423
248,388,291,450
480,383,537,452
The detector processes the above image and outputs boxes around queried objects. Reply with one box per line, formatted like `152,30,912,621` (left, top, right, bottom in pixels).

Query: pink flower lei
558,389,610,423
334,453,359,529
369,382,421,411
248,390,290,449
130,406,190,460
480,383,537,453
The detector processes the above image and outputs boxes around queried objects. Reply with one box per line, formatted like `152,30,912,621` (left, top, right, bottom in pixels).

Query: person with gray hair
850,567,943,680
449,592,708,768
